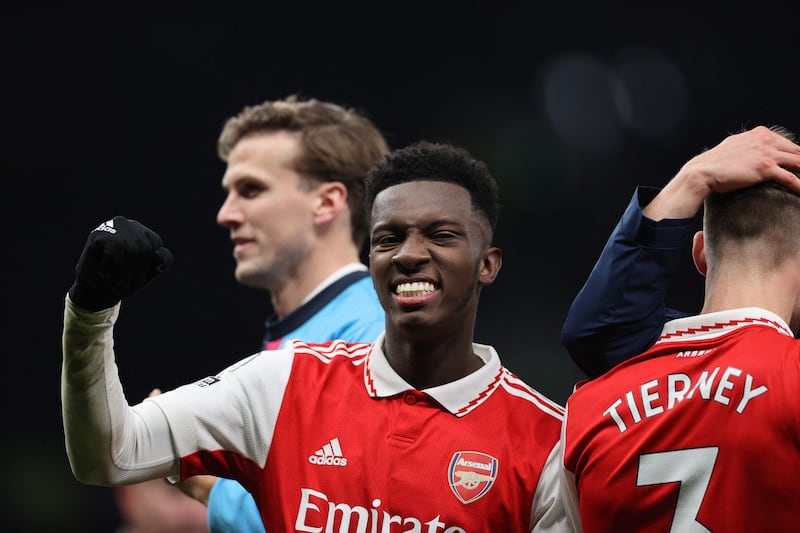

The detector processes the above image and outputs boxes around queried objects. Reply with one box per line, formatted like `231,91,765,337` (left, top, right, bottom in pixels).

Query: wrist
643,169,710,221
68,279,120,312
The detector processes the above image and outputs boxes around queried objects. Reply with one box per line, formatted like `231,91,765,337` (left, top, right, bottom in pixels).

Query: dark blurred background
4,4,799,531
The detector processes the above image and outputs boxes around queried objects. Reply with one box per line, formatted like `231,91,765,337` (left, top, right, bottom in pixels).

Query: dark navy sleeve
561,186,697,378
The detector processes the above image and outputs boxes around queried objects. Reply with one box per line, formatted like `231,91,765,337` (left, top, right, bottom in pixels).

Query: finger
764,126,800,154
775,136,800,155
770,167,800,194
773,149,800,173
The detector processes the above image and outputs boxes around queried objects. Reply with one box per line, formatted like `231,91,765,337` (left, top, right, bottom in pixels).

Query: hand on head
644,125,800,221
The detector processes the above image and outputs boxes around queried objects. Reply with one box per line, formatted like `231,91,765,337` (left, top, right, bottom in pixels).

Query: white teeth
395,281,435,296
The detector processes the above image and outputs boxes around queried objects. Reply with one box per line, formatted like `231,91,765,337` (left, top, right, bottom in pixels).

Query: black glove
68,217,173,311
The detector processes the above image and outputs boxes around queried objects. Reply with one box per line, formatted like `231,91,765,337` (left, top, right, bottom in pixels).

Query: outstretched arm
562,126,800,377
61,217,177,485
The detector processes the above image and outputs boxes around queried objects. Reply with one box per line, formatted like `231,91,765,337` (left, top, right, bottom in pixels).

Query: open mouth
395,281,436,297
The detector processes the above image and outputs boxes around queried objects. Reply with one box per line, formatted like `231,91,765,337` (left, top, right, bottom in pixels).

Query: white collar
657,307,794,344
363,332,504,417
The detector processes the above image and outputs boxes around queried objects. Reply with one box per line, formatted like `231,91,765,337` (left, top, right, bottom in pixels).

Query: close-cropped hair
704,182,800,266
704,125,800,266
364,141,500,234
217,94,389,248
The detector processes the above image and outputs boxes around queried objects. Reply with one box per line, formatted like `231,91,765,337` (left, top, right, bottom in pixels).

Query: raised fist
68,217,173,311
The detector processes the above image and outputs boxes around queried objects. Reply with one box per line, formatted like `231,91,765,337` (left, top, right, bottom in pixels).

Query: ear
313,181,348,226
478,246,503,286
692,230,708,276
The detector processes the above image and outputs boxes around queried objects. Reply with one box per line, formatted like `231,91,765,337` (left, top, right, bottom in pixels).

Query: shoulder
312,280,383,342
496,368,565,422
334,276,381,308
284,340,373,389
291,339,374,363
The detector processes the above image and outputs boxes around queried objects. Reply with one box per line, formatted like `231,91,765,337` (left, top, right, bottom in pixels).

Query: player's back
563,309,800,532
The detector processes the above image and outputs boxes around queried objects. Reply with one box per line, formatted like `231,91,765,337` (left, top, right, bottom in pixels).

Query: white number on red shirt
636,447,718,533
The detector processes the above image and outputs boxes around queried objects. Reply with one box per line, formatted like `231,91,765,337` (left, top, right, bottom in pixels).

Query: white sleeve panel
147,347,295,471
61,296,176,486
558,405,583,532
530,440,578,533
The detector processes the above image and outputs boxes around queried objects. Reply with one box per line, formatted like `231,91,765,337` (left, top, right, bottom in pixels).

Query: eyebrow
222,173,261,189
371,219,467,234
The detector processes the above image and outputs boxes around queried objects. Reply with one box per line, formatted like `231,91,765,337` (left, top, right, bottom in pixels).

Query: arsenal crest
448,451,498,504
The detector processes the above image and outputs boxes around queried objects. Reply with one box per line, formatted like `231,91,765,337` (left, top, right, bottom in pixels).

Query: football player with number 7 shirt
560,126,800,531
61,141,574,532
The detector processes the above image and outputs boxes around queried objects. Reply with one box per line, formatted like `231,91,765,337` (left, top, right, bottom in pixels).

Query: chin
237,268,279,291
234,269,261,288
393,311,435,330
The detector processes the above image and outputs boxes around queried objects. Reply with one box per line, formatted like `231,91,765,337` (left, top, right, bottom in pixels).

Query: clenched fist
68,217,173,311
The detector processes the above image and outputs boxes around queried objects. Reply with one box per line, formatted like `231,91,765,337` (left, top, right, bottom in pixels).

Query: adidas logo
308,437,348,467
94,219,117,234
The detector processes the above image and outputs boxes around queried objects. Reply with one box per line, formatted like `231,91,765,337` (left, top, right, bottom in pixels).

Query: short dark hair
218,95,389,248
704,181,800,266
704,124,800,267
364,141,500,234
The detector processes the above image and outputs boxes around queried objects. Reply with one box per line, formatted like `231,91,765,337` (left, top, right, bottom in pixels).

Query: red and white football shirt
152,333,568,532
562,307,800,532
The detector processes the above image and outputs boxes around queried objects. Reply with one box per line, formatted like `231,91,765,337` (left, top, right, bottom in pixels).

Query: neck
702,262,800,330
270,243,361,318
382,325,483,390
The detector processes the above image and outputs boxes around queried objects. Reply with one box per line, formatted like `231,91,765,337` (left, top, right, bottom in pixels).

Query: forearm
61,296,177,485
641,168,710,221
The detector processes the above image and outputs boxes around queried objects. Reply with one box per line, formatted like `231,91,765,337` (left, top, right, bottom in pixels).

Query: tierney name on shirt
602,365,768,433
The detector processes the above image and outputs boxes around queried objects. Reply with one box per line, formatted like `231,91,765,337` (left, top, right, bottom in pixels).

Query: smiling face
216,130,319,291
368,180,502,340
